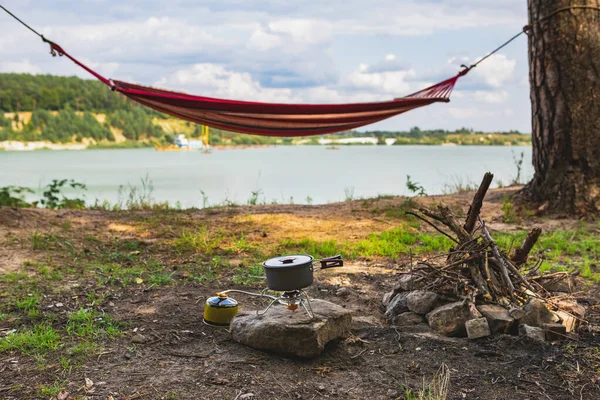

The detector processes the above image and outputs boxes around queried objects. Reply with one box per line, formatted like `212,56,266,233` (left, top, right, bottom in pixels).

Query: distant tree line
338,126,528,139
0,73,131,112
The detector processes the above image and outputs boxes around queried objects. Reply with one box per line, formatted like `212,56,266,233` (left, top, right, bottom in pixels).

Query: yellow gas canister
203,293,239,326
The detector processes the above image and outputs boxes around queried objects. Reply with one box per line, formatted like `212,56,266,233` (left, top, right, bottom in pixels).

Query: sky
0,0,531,132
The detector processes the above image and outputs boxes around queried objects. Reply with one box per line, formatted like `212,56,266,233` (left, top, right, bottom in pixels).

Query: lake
1,146,533,208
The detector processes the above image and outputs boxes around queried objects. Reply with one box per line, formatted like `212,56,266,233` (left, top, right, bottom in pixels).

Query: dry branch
511,228,542,265
464,172,494,234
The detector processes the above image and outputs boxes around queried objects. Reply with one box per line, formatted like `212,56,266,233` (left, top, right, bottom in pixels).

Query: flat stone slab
230,299,352,358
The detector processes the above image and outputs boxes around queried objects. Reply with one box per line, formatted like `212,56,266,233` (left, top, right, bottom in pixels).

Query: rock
466,318,491,339
382,291,396,308
426,301,482,337
382,274,425,309
477,304,514,334
509,307,526,321
518,324,545,341
131,334,148,344
518,299,557,327
351,315,383,330
543,323,567,341
384,292,409,322
392,312,425,326
406,291,440,315
336,287,357,298
394,273,425,292
230,299,352,358
554,310,578,333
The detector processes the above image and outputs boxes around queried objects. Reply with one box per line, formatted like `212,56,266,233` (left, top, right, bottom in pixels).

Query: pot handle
319,255,343,269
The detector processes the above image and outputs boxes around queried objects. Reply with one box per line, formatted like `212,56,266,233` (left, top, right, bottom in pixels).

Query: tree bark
522,0,600,215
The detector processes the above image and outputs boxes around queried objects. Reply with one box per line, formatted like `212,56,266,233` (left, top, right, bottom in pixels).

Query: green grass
37,380,67,397
232,263,265,285
95,263,145,286
0,271,29,284
65,308,123,339
147,271,175,285
495,228,600,281
15,294,41,312
67,340,98,356
279,227,453,261
0,324,61,354
173,228,222,254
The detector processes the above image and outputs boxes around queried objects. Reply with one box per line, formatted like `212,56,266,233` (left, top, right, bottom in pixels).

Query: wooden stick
406,211,459,243
479,217,515,299
420,206,470,242
464,172,494,234
468,261,491,300
511,227,542,265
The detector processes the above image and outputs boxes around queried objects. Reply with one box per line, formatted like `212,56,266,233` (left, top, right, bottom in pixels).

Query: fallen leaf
57,390,69,400
85,377,94,388
135,278,143,284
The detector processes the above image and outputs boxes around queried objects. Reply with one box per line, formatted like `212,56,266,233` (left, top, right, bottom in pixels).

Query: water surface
0,146,533,208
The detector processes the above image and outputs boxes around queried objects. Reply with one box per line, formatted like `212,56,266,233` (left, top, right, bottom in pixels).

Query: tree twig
406,211,458,243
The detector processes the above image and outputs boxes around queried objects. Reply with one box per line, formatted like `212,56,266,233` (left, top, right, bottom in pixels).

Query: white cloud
473,90,509,104
154,63,297,103
0,60,41,74
447,107,495,119
472,54,517,88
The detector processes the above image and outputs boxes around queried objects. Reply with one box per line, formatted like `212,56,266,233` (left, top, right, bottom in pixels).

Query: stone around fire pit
230,299,352,358
426,300,482,337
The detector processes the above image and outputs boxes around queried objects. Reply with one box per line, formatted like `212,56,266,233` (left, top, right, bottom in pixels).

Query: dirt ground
1,189,599,400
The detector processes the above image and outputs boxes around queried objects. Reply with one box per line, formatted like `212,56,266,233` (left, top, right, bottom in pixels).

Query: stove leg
257,297,278,316
300,291,315,319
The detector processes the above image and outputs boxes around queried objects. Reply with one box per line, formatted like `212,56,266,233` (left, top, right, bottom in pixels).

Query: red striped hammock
51,42,466,137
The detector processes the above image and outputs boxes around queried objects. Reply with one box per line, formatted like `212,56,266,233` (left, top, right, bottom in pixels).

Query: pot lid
263,254,313,269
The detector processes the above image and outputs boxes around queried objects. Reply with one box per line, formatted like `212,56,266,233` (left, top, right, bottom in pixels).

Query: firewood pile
405,172,567,306
382,172,585,340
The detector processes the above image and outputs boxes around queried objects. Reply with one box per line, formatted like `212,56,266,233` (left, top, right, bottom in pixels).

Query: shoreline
0,142,531,151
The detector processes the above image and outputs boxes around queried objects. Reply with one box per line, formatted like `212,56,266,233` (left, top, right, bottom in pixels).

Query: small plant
248,189,263,206
402,364,450,400
0,186,33,207
511,150,525,185
37,380,67,397
344,187,355,201
40,179,87,209
305,195,313,205
199,190,210,208
406,175,427,196
501,196,518,223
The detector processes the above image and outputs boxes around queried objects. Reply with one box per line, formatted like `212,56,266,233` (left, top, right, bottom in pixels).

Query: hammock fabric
51,42,466,137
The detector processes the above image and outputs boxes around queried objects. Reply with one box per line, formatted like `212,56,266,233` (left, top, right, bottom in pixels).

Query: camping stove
257,289,315,318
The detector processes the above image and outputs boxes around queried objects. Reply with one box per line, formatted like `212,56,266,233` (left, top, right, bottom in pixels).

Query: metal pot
262,254,343,291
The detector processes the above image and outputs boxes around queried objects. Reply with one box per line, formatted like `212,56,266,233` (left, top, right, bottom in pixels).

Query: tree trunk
522,0,600,215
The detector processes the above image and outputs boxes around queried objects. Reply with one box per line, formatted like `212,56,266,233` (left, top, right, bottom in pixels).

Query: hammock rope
3,4,570,137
